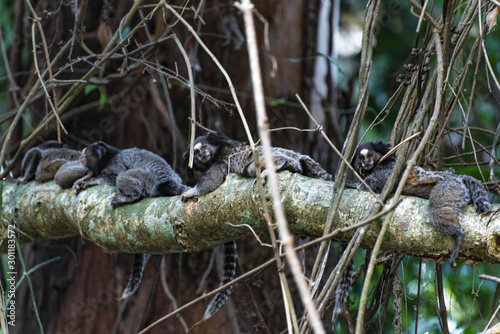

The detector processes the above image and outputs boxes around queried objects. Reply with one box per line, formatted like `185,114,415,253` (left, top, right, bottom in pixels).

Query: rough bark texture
2,1,337,332
3,172,499,265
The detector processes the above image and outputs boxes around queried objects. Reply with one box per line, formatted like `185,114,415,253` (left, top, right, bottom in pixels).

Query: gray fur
348,142,491,269
347,141,398,192
74,142,189,207
334,142,491,327
331,256,353,325
428,170,491,269
353,141,391,177
203,241,237,320
120,254,145,300
183,133,331,319
54,160,90,188
182,133,332,201
74,141,189,299
19,141,81,183
461,174,491,214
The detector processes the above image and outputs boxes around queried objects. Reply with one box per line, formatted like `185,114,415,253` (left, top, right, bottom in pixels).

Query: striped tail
120,253,145,299
331,258,354,325
203,240,237,319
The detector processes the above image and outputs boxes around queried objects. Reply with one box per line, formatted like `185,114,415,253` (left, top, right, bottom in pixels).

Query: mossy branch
1,172,499,265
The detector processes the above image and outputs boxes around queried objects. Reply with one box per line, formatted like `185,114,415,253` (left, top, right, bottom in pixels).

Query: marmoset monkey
182,132,332,319
332,141,491,325
74,141,189,299
182,132,332,201
349,141,490,270
19,141,82,183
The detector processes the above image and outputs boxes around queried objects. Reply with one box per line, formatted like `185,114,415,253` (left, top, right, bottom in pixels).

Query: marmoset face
357,148,376,172
354,143,383,177
192,141,218,170
80,143,108,174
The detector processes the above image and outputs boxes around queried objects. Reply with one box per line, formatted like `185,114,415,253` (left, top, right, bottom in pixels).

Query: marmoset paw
73,179,88,193
181,188,199,202
111,195,137,208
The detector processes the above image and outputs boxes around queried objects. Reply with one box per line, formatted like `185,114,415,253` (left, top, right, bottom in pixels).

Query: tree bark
2,172,499,265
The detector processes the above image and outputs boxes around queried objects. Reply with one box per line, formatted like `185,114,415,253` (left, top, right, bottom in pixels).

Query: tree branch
2,172,499,264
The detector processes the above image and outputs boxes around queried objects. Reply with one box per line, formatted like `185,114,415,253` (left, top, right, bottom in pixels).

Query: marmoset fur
203,240,238,320
54,160,90,188
18,141,82,183
182,132,332,319
75,141,189,206
73,141,189,299
182,132,332,201
332,141,491,325
349,141,490,267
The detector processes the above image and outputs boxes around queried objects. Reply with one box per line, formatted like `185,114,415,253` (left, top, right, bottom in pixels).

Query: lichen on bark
1,172,499,265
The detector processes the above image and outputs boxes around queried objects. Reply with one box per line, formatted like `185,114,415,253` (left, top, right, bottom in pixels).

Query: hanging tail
121,253,145,299
203,240,237,319
331,258,354,325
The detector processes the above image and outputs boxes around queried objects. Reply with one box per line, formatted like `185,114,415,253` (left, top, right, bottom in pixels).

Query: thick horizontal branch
1,172,499,264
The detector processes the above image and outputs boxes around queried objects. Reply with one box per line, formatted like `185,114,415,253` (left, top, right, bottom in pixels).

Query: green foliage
336,253,498,333
350,1,500,154
0,0,15,58
0,0,15,117
85,84,108,110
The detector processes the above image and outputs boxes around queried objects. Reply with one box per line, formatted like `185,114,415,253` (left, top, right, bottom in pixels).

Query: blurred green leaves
85,83,107,110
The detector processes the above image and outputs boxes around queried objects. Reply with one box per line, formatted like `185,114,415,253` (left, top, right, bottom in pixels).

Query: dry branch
1,172,500,265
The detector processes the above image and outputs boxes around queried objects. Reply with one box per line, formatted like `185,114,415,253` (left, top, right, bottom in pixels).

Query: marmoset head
184,133,232,170
353,141,393,176
80,141,119,174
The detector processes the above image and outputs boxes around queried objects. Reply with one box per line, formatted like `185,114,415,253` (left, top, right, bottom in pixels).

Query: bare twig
172,35,196,167
0,0,158,178
160,257,189,333
0,24,20,107
29,20,67,135
25,0,66,140
296,94,384,204
137,202,401,333
226,223,272,248
478,1,500,94
162,2,255,147
479,274,500,284
236,1,311,332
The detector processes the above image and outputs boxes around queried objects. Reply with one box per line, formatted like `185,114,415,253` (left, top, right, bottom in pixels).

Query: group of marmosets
17,133,491,321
